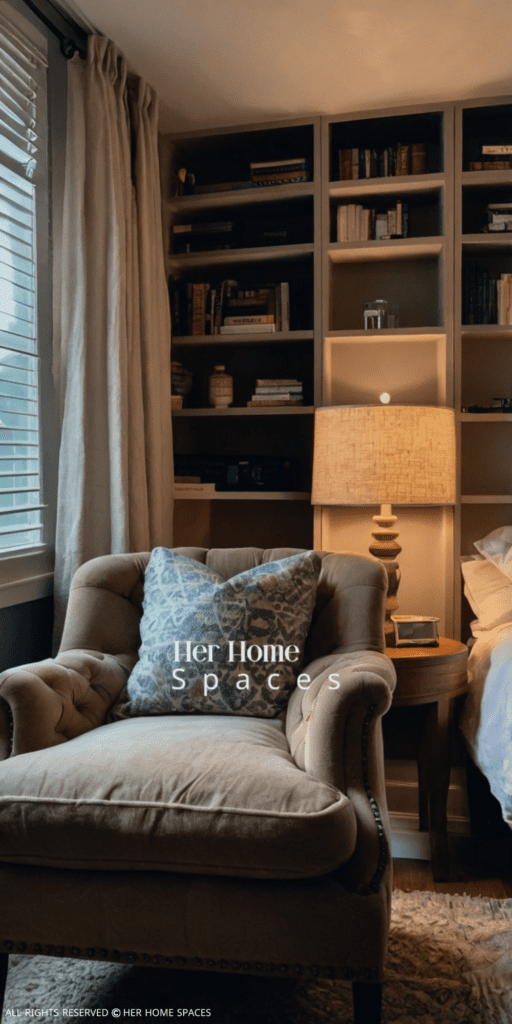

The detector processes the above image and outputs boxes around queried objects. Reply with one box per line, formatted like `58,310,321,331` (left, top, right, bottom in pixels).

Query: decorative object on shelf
174,168,195,196
208,365,233,408
171,395,183,411
311,405,456,645
391,615,440,647
248,378,303,408
171,361,193,404
363,299,388,329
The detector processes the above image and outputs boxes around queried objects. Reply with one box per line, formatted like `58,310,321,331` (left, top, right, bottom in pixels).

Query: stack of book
171,220,235,253
337,201,408,241
247,379,303,408
468,142,512,171
338,143,426,180
484,203,512,232
249,157,310,186
219,283,290,334
174,477,217,496
169,280,291,336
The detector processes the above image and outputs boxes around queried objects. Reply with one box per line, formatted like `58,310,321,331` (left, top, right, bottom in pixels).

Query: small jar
209,365,233,408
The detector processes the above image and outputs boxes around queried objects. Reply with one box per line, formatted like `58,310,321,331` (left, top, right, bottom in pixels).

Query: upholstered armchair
0,547,396,1024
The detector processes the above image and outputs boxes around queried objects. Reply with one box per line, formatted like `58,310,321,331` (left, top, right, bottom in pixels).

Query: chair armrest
0,650,135,759
286,650,396,893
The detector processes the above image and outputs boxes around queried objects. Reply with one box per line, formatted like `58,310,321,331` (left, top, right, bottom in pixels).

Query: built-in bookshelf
160,95,512,639
455,97,512,639
316,103,455,636
159,118,321,549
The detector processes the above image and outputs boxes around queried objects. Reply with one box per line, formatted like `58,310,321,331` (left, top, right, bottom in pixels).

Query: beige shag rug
2,890,512,1023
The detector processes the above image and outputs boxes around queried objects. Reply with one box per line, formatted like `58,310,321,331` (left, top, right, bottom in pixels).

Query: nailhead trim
1,698,13,757
1,939,377,982
361,701,389,894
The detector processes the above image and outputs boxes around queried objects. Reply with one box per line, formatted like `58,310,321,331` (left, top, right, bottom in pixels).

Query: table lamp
311,405,456,644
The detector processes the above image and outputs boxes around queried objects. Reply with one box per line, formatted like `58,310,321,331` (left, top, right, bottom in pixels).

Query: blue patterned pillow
116,549,321,718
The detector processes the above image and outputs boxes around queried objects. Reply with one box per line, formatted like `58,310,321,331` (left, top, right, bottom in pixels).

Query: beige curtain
53,36,173,637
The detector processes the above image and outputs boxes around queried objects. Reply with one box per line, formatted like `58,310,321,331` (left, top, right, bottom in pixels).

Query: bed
459,527,512,830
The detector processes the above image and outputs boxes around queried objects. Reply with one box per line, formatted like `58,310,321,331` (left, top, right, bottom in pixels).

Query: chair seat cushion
0,716,357,879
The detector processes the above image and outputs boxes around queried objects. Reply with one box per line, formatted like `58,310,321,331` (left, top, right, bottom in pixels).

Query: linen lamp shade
311,405,456,507
312,404,456,644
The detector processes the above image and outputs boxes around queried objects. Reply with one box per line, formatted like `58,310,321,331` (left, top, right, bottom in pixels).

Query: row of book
191,157,312,194
171,213,312,254
169,279,290,336
483,202,512,233
337,143,427,181
337,201,409,242
249,157,309,185
467,141,512,172
463,266,512,325
247,378,303,408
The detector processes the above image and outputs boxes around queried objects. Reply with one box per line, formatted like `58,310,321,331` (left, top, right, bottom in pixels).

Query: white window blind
0,7,47,554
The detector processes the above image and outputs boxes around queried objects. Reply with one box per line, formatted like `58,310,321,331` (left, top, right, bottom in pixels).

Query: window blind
0,7,47,554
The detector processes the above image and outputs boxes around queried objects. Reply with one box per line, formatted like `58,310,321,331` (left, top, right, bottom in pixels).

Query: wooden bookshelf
455,96,512,639
160,117,321,549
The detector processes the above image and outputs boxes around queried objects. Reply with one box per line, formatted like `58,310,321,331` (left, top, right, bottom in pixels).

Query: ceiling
63,0,512,134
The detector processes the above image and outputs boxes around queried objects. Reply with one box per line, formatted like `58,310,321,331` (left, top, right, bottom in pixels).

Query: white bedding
460,624,512,828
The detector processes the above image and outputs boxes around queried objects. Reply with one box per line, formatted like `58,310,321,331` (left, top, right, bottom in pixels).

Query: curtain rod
22,0,88,58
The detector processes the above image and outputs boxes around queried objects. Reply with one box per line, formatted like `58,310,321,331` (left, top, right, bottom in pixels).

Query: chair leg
352,981,382,1024
0,953,8,1016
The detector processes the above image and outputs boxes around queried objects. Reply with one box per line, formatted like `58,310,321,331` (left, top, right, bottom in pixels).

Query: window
0,0,63,608
0,7,47,556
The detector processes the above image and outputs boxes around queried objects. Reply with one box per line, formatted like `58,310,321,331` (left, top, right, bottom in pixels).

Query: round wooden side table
385,638,469,881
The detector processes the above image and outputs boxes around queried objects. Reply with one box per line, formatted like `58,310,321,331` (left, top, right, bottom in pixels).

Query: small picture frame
391,615,440,647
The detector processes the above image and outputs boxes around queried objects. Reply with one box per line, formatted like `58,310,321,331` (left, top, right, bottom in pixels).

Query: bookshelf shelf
167,180,315,211
461,495,512,504
461,324,512,336
172,330,314,346
168,242,314,268
173,406,314,417
326,328,446,341
460,413,512,422
461,234,512,250
328,238,444,262
329,173,445,199
462,170,512,187
175,491,311,501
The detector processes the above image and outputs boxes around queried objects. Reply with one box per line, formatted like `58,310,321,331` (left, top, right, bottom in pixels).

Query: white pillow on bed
474,525,512,559
461,556,512,630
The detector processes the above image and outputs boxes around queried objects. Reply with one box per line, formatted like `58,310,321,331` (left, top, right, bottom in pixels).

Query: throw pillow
461,556,512,631
114,548,321,718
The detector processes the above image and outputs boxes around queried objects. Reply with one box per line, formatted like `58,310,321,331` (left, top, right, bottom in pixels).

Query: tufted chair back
0,548,387,759
60,546,387,661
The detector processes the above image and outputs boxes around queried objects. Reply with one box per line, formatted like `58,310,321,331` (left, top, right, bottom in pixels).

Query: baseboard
389,811,471,860
386,760,471,860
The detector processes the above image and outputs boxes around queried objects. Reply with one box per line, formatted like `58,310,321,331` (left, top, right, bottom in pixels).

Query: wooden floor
393,836,512,898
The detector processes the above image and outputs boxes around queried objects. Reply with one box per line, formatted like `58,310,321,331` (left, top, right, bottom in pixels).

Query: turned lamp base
368,503,401,646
